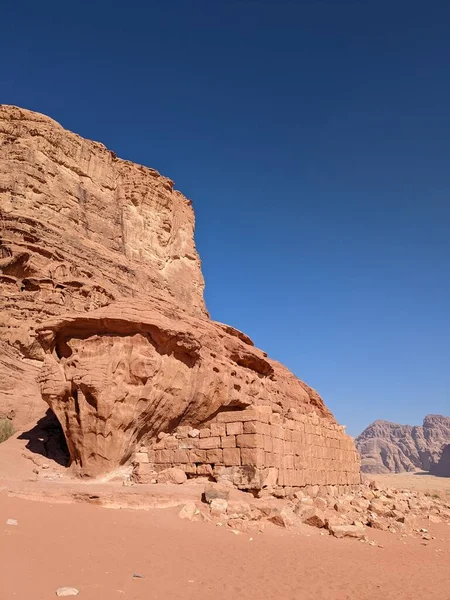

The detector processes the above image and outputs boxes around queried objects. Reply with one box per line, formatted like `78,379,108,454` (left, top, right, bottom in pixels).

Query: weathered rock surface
1,105,358,486
0,105,206,429
430,444,450,477
356,415,450,474
36,300,343,477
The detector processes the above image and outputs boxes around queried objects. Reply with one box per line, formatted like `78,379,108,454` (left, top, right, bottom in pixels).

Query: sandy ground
1,435,449,600
1,491,450,600
372,472,450,498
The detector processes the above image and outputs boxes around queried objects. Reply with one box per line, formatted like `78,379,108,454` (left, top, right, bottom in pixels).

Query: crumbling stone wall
134,406,361,495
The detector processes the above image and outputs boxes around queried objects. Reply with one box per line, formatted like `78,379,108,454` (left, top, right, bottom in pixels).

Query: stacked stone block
135,406,361,494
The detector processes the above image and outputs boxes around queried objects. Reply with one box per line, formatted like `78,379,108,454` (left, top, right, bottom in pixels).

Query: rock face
356,415,450,474
1,105,360,491
0,105,206,429
430,444,450,477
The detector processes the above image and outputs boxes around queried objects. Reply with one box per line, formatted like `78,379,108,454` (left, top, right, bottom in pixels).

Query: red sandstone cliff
0,106,360,488
0,105,206,428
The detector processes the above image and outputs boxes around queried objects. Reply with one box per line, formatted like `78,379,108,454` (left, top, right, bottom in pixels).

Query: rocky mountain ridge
356,414,450,474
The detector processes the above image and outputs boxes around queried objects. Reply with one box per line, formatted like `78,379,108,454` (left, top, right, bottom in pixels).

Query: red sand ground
1,490,450,600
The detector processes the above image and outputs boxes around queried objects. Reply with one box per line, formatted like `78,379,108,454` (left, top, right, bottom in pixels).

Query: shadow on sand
18,409,69,467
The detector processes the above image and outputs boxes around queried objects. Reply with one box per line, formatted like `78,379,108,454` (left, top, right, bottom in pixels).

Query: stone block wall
134,406,361,496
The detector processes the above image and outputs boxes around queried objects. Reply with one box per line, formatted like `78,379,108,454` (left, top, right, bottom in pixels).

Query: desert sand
1,476,450,600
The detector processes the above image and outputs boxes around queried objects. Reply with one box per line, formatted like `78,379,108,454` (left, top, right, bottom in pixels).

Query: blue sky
2,0,449,435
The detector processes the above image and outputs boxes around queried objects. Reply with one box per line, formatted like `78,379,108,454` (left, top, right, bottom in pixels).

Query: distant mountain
355,414,450,474
430,444,450,477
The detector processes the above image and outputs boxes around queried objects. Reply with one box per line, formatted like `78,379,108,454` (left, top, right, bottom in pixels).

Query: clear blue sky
2,1,449,435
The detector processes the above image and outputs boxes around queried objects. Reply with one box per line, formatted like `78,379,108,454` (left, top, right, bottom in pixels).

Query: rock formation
0,104,205,429
1,105,360,492
430,444,450,477
356,415,450,474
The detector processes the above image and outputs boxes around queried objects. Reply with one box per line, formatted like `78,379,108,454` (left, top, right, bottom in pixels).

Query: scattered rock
428,515,441,524
6,519,18,526
210,498,228,517
56,588,79,597
313,497,328,511
204,482,231,503
268,507,295,528
226,500,252,519
178,502,198,521
329,524,366,539
300,507,327,529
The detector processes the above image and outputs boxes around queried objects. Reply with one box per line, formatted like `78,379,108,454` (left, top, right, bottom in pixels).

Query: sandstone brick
226,422,243,436
294,455,307,470
175,426,191,438
155,449,175,463
199,428,211,438
206,448,223,463
188,449,207,462
196,464,213,476
163,436,179,449
293,470,306,487
278,468,295,486
223,447,241,466
284,441,293,455
240,447,265,467
243,421,271,435
132,462,157,484
134,452,149,463
272,437,284,454
179,439,199,450
184,463,197,475
272,452,282,468
282,455,294,469
271,425,284,439
210,423,226,437
198,436,221,450
236,433,263,448
264,452,275,467
263,435,273,452
217,409,270,424
221,435,236,448
173,449,190,464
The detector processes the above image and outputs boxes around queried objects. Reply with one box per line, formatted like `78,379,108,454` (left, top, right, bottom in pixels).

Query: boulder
329,524,366,539
156,467,187,485
210,498,228,517
268,507,295,528
204,483,231,503
178,501,198,520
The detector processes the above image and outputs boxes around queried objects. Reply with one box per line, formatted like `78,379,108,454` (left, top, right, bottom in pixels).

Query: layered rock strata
0,105,205,428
